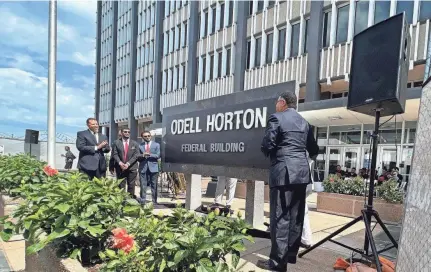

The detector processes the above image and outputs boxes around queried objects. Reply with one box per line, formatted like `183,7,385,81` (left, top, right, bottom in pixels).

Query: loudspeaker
347,13,410,117
25,129,39,144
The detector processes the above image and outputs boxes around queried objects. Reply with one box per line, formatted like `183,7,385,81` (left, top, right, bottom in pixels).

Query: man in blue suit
138,131,160,205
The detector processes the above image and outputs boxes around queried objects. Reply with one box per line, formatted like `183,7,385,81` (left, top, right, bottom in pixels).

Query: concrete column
233,1,249,92
186,1,199,102
94,1,102,121
128,1,139,140
109,1,119,143
185,174,202,210
305,0,324,103
245,180,265,228
152,1,165,124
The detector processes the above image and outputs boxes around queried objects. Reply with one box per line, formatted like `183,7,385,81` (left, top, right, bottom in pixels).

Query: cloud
0,68,94,130
0,53,47,75
58,0,97,21
0,5,95,67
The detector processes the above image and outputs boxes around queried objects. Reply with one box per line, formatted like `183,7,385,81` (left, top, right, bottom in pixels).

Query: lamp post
47,0,57,166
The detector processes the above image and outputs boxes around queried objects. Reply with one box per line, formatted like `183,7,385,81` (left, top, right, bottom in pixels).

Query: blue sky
0,0,97,139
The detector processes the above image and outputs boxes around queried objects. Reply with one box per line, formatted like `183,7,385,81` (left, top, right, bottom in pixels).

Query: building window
217,51,223,78
184,22,188,47
211,7,216,34
204,11,209,37
249,1,253,15
202,56,206,82
374,0,390,24
278,28,286,60
257,1,264,12
182,63,186,88
220,3,225,28
255,36,262,67
419,1,431,22
266,32,274,64
226,48,232,75
228,2,234,26
355,1,369,35
268,1,275,8
209,54,214,80
291,23,300,57
336,5,349,44
322,11,331,48
246,40,251,69
304,19,309,53
397,1,414,24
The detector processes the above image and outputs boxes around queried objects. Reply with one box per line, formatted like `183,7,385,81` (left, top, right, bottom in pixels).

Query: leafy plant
376,179,404,204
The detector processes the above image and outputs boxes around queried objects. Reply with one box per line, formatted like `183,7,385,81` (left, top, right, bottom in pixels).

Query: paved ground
0,184,400,271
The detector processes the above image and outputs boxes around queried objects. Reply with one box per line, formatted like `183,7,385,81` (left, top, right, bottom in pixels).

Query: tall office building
95,0,431,181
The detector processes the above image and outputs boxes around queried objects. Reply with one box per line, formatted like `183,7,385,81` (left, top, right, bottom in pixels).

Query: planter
317,192,404,223
313,182,324,192
0,193,24,241
235,182,270,203
25,240,88,272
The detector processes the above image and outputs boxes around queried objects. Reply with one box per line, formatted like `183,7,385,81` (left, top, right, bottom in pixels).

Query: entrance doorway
325,146,361,176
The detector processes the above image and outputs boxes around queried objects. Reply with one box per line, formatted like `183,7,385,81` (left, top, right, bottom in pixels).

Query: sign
163,97,277,170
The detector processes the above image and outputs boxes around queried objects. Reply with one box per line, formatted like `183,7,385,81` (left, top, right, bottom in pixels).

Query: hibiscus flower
110,228,135,253
43,165,58,176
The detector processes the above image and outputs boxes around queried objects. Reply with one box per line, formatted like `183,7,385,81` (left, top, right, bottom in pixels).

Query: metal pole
47,0,57,167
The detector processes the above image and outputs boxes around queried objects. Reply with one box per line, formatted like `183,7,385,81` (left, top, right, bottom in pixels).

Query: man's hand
97,140,108,150
143,152,150,157
119,162,128,170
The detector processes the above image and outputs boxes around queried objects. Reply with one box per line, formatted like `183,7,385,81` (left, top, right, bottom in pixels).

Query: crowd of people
75,118,160,205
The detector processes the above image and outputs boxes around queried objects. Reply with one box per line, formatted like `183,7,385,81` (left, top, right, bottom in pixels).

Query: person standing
76,118,110,180
258,92,319,271
138,131,160,205
61,146,76,170
109,131,123,176
111,128,140,198
210,176,238,211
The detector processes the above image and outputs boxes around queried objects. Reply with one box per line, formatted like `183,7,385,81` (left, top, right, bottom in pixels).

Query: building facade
95,0,431,181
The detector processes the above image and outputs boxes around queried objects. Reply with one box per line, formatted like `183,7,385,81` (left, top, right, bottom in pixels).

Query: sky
0,0,97,139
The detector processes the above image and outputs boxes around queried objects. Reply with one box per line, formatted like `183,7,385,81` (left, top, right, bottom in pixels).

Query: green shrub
376,179,404,204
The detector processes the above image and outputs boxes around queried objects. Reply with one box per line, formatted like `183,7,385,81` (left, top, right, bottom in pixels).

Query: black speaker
25,129,39,144
347,13,410,117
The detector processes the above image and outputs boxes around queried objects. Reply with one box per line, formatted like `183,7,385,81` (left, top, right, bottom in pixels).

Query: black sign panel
163,98,276,170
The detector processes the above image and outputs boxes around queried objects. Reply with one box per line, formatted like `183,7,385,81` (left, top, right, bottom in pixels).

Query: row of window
138,3,155,34
138,41,155,67
199,1,234,39
162,63,187,93
165,0,188,18
136,77,154,101
163,21,188,55
115,87,130,107
198,47,232,83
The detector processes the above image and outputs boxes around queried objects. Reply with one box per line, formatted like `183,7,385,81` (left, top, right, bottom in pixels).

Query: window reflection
322,11,331,47
419,1,431,22
355,1,369,35
329,125,361,145
396,1,414,24
374,0,390,24
336,5,349,44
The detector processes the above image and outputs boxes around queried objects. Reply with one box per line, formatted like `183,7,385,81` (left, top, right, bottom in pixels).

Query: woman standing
62,146,76,170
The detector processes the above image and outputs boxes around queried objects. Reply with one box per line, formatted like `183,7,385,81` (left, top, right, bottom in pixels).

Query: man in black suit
111,128,140,198
109,131,122,176
258,92,319,271
76,118,110,180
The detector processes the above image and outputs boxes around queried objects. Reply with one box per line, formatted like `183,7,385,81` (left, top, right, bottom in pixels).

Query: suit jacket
111,138,140,172
137,141,160,173
261,109,319,188
76,130,110,172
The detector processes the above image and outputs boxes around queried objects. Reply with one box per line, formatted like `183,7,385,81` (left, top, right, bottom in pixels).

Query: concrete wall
396,80,431,271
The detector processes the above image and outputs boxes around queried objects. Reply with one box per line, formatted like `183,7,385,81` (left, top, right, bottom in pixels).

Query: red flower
43,165,58,176
110,228,135,253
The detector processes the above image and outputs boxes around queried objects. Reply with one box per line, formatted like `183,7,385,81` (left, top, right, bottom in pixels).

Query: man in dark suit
76,118,110,180
138,131,160,205
257,92,319,271
109,131,122,176
111,128,140,198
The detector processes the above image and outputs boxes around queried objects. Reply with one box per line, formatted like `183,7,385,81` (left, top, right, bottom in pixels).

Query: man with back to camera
111,128,140,198
258,92,319,271
76,118,110,180
138,131,160,205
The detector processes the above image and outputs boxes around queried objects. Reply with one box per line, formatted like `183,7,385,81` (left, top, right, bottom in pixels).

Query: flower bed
317,175,404,223
0,154,253,271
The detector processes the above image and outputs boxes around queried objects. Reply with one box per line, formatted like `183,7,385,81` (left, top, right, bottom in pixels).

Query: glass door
326,147,343,176
400,146,413,183
344,147,360,174
378,146,399,175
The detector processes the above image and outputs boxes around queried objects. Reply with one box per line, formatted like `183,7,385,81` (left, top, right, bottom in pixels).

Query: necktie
124,141,129,161
145,143,150,152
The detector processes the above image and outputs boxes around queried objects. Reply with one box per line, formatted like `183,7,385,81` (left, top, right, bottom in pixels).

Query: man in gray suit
111,128,140,198
257,92,319,271
138,131,160,205
76,118,110,180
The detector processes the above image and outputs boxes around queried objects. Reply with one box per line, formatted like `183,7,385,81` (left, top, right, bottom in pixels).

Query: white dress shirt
91,130,99,151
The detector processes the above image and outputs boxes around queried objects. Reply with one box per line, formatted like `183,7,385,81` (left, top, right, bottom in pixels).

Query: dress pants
80,168,105,180
214,176,238,206
269,184,307,266
117,169,137,198
140,169,159,204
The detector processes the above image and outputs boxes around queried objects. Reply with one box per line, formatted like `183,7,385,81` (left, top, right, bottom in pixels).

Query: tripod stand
298,109,398,272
